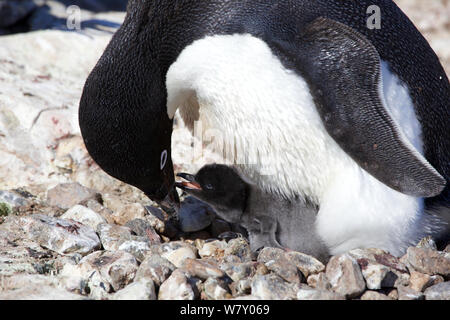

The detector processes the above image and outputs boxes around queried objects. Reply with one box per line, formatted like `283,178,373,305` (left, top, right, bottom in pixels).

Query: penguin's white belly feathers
166,34,428,256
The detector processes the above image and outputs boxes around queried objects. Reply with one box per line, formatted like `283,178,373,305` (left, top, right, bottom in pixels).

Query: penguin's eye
204,183,214,190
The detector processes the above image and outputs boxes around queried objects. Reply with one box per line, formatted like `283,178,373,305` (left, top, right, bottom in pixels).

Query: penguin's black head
78,1,180,209
176,164,249,214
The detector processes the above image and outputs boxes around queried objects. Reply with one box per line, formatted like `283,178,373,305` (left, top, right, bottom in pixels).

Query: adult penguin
79,0,449,256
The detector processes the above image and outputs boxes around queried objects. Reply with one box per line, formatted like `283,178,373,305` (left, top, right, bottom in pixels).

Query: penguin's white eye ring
160,150,168,170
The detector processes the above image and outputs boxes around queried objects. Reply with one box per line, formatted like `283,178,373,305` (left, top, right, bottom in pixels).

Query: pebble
203,278,231,300
135,254,176,287
297,287,345,300
153,241,198,268
112,279,157,300
306,272,332,291
158,269,197,300
230,278,252,297
182,258,226,280
125,218,161,243
221,262,256,282
225,237,252,262
325,253,366,299
286,251,325,278
97,223,151,261
102,193,147,226
46,183,99,209
198,240,227,259
360,290,394,300
258,248,303,284
12,214,100,256
408,271,433,292
397,285,425,300
178,196,215,232
423,282,450,300
406,247,450,277
79,250,138,292
251,274,299,300
61,205,107,230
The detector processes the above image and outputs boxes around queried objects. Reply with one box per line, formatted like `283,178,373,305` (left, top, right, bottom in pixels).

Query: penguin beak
176,173,202,191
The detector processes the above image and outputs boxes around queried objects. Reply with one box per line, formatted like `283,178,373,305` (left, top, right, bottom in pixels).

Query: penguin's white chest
166,34,427,256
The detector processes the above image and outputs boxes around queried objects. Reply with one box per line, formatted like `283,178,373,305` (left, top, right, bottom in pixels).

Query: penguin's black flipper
270,17,446,198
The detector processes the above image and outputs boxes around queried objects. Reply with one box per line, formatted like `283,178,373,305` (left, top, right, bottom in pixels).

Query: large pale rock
424,282,450,300
251,274,299,300
112,279,157,300
0,274,85,300
182,258,225,280
102,193,147,226
286,251,325,278
3,214,100,256
257,248,303,284
151,241,198,268
203,278,231,300
198,240,227,259
78,250,138,292
221,262,256,282
297,287,345,300
325,254,366,299
158,269,197,300
61,204,107,230
46,183,99,209
135,254,176,287
406,247,450,277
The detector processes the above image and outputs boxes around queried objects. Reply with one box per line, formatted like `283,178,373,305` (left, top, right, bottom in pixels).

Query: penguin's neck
166,33,353,204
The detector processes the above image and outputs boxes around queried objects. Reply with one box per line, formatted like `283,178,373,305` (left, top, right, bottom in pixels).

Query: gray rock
325,253,366,299
203,278,231,300
182,258,225,280
306,272,332,291
221,262,256,282
79,250,138,292
0,189,31,208
251,274,299,300
46,183,99,209
297,287,345,300
151,241,198,268
61,205,107,230
424,282,450,300
397,285,425,300
159,269,197,300
0,0,38,28
409,271,434,292
360,290,394,300
0,274,86,300
9,214,100,256
178,196,215,232
198,240,227,259
112,279,157,300
258,248,303,284
102,193,147,226
350,248,410,288
96,223,151,261
86,269,112,300
286,251,325,278
230,278,252,297
135,254,176,287
406,247,450,277
225,237,252,262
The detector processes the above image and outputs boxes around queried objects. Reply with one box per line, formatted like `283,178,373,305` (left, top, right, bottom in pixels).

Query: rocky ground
0,0,449,300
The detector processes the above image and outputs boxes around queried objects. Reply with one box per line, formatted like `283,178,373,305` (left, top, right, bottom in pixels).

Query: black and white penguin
176,164,330,262
79,0,449,256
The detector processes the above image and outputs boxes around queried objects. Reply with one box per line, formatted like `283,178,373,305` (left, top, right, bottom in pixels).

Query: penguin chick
176,164,330,262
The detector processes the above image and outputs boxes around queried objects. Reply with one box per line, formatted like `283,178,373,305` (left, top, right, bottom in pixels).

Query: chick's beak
176,173,202,191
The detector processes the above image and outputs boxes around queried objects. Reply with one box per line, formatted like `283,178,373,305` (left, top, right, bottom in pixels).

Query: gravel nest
0,183,448,300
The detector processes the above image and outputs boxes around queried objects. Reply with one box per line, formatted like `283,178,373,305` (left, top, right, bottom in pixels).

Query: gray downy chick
176,164,330,263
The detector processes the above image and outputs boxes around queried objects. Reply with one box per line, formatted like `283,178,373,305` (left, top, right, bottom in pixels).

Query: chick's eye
205,184,213,190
